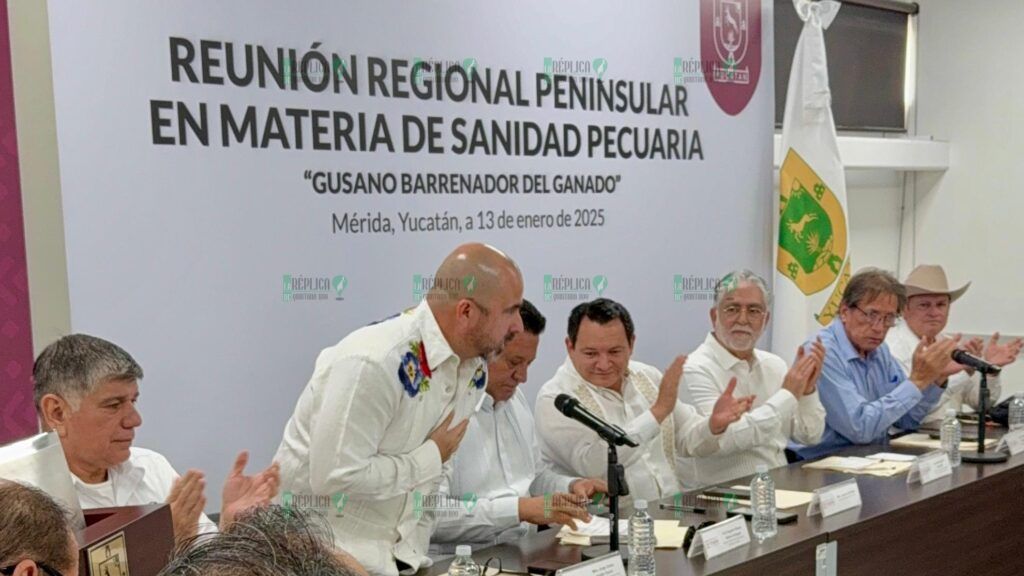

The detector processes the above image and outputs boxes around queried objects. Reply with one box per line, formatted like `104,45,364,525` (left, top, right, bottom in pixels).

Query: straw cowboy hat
903,265,971,302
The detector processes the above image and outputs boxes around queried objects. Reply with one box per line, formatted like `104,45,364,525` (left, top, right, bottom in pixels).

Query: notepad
728,486,814,509
653,520,689,549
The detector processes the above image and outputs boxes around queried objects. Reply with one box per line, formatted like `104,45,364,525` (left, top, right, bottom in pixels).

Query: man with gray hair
793,268,960,460
0,480,79,576
159,505,367,576
34,334,280,546
679,270,827,486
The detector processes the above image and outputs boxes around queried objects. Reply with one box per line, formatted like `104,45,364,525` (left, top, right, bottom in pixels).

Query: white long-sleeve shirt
429,389,574,556
885,321,1001,425
677,333,825,487
273,301,486,576
71,447,217,535
535,357,719,503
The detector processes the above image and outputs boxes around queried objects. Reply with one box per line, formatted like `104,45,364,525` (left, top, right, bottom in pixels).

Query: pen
659,503,706,514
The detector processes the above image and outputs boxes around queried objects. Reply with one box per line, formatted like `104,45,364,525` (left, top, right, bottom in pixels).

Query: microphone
554,394,639,447
952,349,1001,375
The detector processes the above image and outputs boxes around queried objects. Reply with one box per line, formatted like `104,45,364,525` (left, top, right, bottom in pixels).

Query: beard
472,329,511,362
715,322,758,354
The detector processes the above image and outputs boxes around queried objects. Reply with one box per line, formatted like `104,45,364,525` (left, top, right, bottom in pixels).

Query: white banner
48,0,774,508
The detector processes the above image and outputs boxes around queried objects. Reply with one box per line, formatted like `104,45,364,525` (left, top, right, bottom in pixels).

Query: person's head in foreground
838,268,906,356
158,505,366,576
0,480,78,576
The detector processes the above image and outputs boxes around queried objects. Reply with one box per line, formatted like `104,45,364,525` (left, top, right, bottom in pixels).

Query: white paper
866,452,918,462
827,456,876,470
558,516,629,538
686,514,750,560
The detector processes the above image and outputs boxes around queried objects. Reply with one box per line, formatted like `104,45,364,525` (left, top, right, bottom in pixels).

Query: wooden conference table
422,441,1024,576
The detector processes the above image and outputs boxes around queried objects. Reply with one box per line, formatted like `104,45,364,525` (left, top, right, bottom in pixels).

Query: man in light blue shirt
794,268,959,460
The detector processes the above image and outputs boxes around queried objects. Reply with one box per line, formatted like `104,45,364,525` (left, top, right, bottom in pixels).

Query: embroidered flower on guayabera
469,366,486,390
398,341,431,397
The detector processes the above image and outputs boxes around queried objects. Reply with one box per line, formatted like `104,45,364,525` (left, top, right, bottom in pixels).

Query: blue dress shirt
794,319,943,460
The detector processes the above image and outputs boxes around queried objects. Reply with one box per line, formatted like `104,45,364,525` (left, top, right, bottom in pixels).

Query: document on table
803,456,914,477
557,516,629,546
557,517,687,549
890,433,998,451
724,486,814,509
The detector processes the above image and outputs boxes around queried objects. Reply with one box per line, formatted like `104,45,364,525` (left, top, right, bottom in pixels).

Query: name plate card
907,450,953,485
556,552,625,576
997,429,1024,456
685,514,750,560
806,478,861,518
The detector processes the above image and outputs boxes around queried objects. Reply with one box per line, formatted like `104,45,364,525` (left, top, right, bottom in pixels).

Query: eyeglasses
850,304,899,328
1,562,64,576
720,304,766,322
482,557,505,575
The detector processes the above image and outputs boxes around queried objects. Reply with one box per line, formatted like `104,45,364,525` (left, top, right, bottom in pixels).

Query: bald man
274,244,524,576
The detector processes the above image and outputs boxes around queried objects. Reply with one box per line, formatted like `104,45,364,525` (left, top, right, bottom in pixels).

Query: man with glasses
793,268,959,460
678,270,827,486
274,244,524,576
886,265,1022,425
0,480,78,576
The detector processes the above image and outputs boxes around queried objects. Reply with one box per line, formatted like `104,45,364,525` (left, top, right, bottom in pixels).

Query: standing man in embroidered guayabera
274,244,524,576
535,298,756,503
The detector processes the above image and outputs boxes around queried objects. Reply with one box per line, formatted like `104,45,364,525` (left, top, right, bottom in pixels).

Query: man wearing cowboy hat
886,265,1023,425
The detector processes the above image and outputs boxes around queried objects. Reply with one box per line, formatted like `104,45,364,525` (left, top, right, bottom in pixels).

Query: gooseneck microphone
952,349,1001,375
554,394,639,447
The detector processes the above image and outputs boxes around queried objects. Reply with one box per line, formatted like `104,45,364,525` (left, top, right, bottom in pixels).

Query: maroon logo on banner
701,0,762,116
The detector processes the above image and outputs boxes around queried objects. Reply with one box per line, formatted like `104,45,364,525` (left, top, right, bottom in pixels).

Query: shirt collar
558,356,630,398
414,299,459,371
829,317,876,362
480,392,497,413
705,332,759,370
72,454,145,496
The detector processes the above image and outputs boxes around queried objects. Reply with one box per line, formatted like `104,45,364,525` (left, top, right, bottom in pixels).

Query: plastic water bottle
750,464,777,542
940,408,962,467
627,499,656,576
1009,394,1024,431
449,545,480,576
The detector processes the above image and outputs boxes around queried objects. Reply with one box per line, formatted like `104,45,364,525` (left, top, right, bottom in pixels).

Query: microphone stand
961,371,1008,463
582,442,631,562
